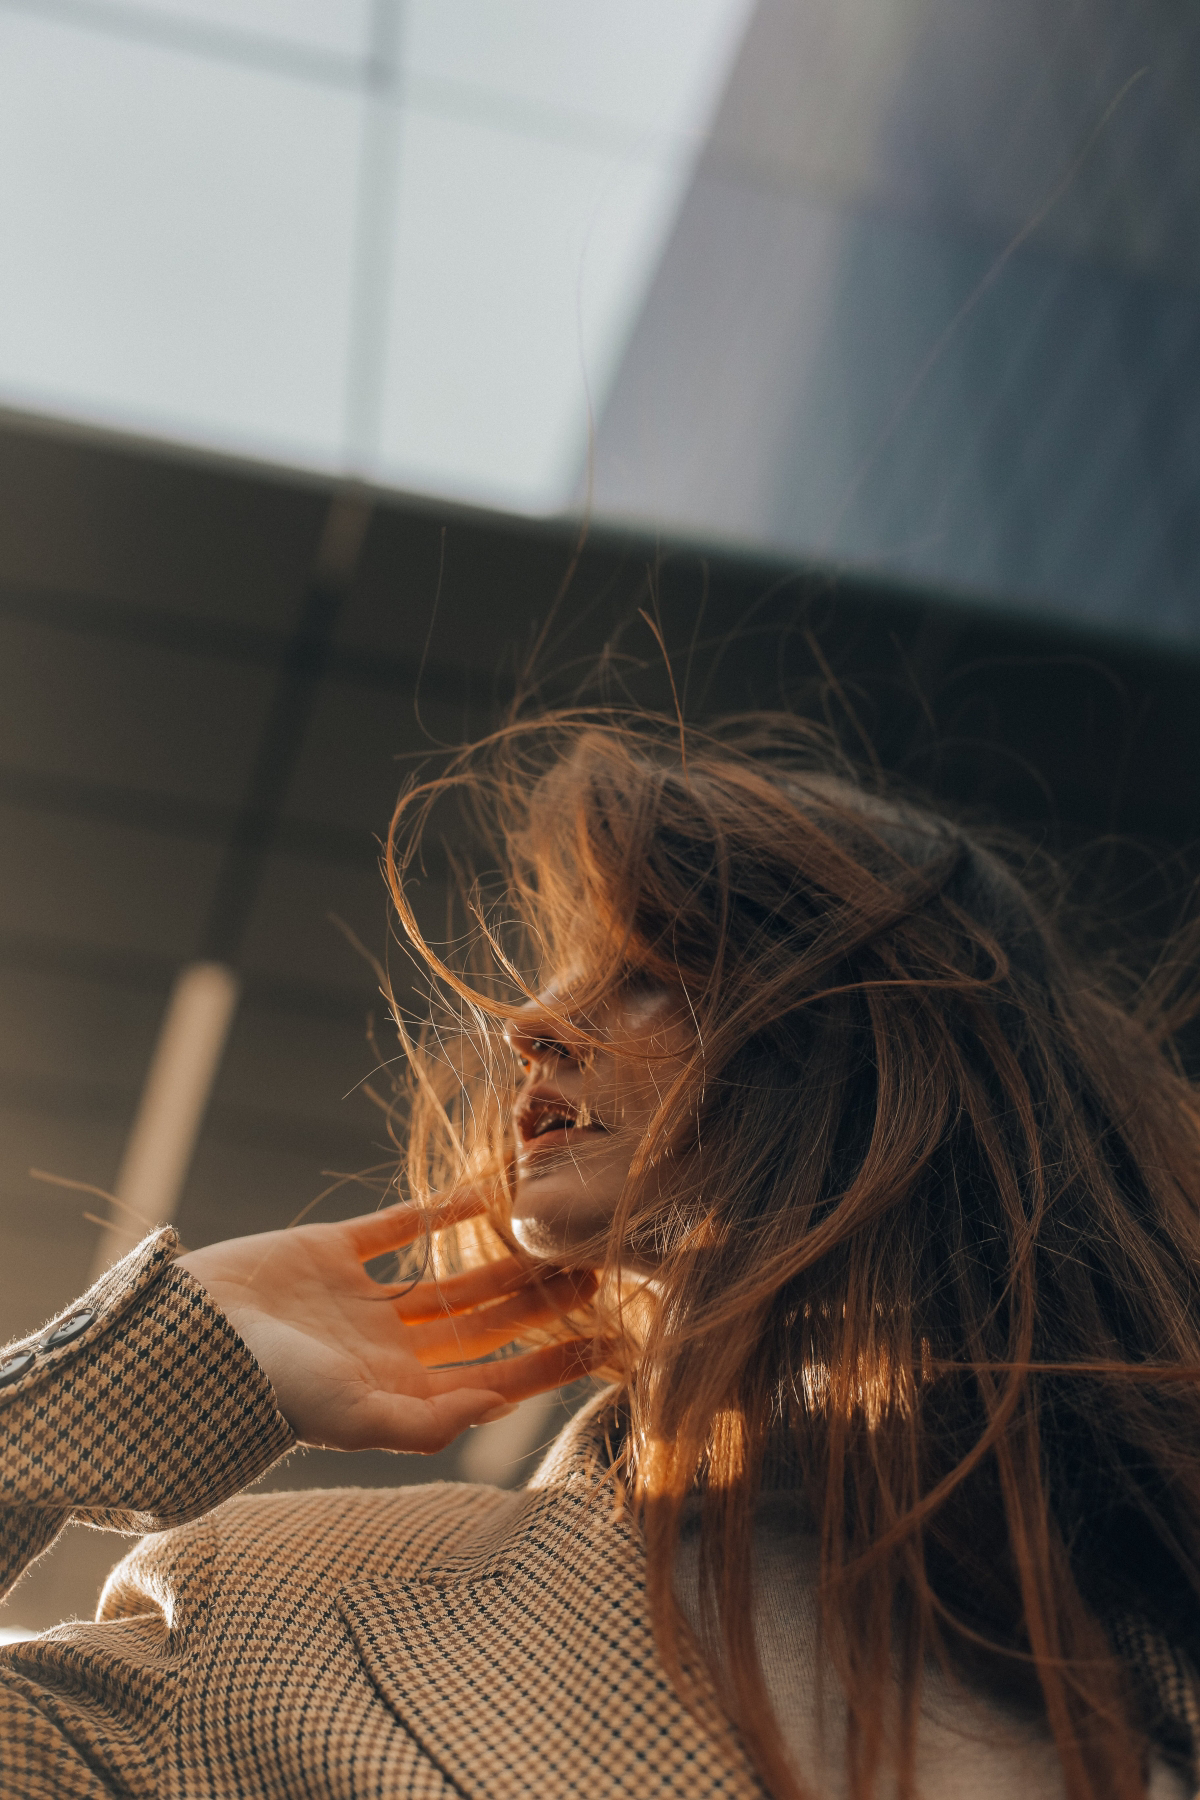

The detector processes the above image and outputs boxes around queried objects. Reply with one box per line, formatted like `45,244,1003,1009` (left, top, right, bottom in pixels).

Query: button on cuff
40,1310,95,1350
0,1350,36,1387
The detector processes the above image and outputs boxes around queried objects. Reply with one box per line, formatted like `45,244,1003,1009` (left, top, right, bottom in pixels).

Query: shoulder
101,1389,627,1631
99,1477,521,1637
79,1394,766,1800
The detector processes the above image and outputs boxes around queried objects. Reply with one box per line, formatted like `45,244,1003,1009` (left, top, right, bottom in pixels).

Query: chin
510,1193,610,1264
510,1213,576,1260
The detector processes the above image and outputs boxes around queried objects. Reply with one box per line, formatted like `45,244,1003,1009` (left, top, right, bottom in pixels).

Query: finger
425,1337,603,1406
395,1257,594,1324
344,1184,493,1262
410,1271,597,1364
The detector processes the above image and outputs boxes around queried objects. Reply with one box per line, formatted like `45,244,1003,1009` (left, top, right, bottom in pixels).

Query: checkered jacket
0,1231,766,1798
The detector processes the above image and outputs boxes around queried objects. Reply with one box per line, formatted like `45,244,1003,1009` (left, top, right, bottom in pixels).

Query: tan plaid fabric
1109,1614,1200,1793
0,1233,766,1798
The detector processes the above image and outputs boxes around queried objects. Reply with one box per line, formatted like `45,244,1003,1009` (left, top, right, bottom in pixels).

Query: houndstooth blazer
0,1231,766,1799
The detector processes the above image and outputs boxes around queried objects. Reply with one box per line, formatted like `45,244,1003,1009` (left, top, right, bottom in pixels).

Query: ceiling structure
0,0,1194,641
0,0,753,509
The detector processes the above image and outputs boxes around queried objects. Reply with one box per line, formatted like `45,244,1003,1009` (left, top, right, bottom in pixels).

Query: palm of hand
178,1193,596,1455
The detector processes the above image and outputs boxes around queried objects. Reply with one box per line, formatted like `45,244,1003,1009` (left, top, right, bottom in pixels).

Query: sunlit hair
384,711,1200,1800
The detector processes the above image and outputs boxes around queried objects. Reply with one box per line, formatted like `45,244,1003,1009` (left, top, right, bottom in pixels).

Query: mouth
516,1097,608,1160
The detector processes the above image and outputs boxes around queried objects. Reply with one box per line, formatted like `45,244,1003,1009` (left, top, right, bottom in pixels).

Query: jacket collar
339,1397,766,1800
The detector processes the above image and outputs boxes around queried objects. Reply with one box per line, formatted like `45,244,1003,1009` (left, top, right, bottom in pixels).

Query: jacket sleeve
0,1224,295,1605
0,1230,295,1796
0,1228,294,1604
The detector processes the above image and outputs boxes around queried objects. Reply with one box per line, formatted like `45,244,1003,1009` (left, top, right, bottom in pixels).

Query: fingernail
477,1401,517,1425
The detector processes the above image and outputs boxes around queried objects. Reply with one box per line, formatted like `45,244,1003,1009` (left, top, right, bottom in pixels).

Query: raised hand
177,1191,597,1456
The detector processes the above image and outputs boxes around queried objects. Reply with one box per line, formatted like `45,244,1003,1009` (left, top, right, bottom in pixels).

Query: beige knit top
676,1495,1190,1798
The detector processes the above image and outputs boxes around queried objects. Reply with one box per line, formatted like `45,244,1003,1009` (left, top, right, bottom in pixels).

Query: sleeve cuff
0,1229,294,1528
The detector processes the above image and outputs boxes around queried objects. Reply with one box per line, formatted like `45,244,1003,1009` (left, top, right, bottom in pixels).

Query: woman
2,714,1200,1800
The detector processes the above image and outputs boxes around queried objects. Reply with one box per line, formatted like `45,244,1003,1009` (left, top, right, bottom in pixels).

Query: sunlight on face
505,984,693,1262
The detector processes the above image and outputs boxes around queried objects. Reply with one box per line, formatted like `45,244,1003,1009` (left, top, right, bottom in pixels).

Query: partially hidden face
505,984,693,1262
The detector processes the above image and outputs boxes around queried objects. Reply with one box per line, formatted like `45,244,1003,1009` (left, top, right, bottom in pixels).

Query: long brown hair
384,710,1200,1800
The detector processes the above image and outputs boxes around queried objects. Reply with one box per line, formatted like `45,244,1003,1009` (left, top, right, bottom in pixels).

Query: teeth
528,1102,584,1139
533,1110,574,1137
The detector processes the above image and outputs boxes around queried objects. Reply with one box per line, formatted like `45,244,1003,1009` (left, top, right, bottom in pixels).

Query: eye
514,1037,573,1073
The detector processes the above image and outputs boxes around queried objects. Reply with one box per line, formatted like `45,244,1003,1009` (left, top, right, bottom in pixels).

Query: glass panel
586,0,1200,640
0,13,361,465
375,109,688,510
404,0,754,143
61,0,375,63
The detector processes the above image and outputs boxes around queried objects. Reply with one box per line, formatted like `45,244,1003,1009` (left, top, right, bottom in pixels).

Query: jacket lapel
339,1411,765,1800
